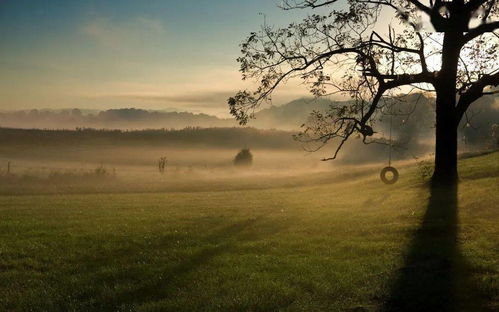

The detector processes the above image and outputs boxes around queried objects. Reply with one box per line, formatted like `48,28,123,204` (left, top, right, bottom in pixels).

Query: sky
0,0,317,116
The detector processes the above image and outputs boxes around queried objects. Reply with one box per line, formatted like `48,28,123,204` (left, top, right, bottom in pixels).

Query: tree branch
456,72,499,123
466,0,493,13
405,0,432,15
279,0,339,9
463,21,499,43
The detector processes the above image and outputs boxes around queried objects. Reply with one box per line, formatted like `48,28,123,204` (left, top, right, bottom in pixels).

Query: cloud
88,86,312,116
81,17,166,49
77,90,235,117
98,91,234,110
117,92,233,104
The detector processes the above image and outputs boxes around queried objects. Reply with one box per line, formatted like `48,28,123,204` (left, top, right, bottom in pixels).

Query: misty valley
1,0,499,311
1,94,498,196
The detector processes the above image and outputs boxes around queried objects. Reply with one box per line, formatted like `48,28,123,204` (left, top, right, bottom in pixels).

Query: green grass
0,152,498,311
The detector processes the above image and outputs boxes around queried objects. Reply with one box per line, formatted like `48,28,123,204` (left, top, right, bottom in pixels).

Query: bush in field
94,165,111,177
158,157,167,174
233,148,253,168
417,159,434,183
45,166,114,182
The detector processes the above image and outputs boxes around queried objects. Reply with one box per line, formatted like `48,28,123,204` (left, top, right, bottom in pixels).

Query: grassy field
0,152,498,311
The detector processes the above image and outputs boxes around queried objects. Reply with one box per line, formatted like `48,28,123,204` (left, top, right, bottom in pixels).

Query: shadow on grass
382,183,490,312
106,217,287,310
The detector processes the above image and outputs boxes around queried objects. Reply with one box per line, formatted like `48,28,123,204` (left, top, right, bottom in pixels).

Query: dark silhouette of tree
233,148,253,167
158,157,168,174
229,0,498,186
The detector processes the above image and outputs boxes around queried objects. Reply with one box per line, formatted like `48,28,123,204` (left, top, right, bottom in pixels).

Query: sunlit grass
0,152,497,311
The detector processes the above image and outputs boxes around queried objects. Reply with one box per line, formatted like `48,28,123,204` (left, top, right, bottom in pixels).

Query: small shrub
158,157,167,174
233,148,253,168
417,159,434,182
94,165,110,177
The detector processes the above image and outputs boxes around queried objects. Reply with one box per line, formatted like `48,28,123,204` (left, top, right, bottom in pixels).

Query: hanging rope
388,112,393,167
380,106,399,184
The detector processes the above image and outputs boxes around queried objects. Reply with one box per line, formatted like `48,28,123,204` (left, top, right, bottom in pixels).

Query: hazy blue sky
0,0,315,116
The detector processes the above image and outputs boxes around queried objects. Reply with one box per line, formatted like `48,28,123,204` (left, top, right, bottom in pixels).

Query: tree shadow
105,216,287,310
382,183,490,312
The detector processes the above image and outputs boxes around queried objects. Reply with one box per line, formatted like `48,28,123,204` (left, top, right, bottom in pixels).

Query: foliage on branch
229,0,499,160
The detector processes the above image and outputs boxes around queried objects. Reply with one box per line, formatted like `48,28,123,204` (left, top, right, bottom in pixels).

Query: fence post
7,161,11,175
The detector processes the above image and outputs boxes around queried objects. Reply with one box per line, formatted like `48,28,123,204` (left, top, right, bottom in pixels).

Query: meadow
0,151,498,311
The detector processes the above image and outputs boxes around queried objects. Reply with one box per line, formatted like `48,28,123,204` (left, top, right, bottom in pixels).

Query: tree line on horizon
1,94,497,135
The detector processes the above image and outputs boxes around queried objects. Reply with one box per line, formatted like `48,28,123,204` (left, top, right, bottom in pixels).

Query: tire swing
380,111,399,185
380,166,399,184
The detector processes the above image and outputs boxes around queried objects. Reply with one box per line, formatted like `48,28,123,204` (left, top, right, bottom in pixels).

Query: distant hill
0,127,299,150
0,100,333,131
1,95,496,136
250,98,336,130
0,108,236,130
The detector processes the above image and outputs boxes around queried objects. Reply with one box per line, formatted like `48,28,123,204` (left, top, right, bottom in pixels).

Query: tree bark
432,31,462,187
433,93,458,186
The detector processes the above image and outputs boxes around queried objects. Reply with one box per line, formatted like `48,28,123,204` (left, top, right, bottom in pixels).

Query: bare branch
463,21,499,43
230,0,498,162
279,0,340,9
456,72,499,123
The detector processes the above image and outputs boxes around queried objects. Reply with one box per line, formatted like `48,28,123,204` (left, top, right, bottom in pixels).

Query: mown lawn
0,152,498,311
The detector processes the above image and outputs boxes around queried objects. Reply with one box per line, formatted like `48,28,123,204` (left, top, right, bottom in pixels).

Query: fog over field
0,92,497,198
1,1,499,311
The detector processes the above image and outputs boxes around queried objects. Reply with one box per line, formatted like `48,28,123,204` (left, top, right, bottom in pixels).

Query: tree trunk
432,31,462,187
432,92,458,186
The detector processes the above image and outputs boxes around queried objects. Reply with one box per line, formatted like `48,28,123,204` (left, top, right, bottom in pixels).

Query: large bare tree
229,0,499,186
